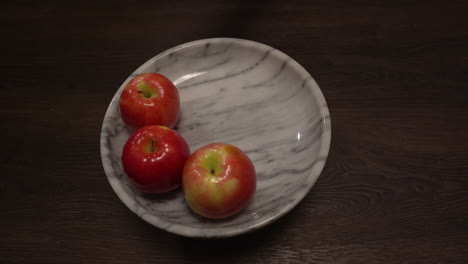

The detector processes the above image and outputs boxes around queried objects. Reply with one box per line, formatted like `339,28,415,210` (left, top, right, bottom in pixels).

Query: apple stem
210,169,215,175
138,90,151,98
150,138,155,152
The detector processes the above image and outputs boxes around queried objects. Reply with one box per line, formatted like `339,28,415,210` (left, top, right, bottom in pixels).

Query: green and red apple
182,143,256,219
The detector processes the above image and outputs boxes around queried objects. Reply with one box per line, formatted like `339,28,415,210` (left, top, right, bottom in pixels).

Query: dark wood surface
1,0,467,263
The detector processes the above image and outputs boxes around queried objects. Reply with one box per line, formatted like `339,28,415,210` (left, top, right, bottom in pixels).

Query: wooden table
1,1,467,263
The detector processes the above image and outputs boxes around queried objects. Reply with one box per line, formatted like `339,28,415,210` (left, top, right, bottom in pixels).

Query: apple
122,125,190,194
182,143,256,219
119,73,180,130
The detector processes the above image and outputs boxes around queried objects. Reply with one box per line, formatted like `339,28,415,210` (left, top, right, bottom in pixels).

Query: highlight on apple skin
182,143,256,219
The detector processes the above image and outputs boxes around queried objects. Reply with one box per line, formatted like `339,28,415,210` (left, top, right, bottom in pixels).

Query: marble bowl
100,38,331,238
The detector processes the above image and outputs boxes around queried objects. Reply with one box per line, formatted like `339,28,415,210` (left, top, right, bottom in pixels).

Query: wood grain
1,0,467,263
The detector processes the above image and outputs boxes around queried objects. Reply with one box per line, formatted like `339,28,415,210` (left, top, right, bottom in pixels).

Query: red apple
182,143,256,219
122,125,190,194
119,73,180,130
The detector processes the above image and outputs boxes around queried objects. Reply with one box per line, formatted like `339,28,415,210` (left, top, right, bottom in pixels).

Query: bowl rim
100,38,331,238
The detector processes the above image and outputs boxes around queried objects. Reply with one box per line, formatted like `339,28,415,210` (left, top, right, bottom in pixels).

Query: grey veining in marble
100,38,331,238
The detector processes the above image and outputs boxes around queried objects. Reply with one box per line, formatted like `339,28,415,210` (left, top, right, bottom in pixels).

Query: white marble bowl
100,38,331,238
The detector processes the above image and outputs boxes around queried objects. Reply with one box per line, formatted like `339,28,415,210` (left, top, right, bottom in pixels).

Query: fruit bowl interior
100,38,331,238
